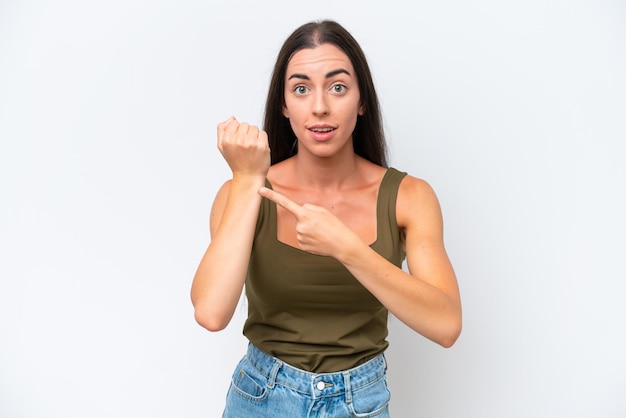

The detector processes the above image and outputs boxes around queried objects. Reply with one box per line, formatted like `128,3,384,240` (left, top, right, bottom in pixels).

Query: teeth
311,128,333,132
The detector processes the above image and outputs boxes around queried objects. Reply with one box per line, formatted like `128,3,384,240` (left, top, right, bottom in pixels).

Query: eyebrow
287,68,352,81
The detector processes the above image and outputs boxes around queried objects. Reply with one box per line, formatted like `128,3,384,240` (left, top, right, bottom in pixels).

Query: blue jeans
222,344,391,417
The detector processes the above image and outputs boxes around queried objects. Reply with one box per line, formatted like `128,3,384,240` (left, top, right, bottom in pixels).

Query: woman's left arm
258,177,462,347
339,175,462,347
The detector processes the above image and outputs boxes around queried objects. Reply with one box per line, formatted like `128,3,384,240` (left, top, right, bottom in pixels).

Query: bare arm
258,176,462,347
339,176,461,347
191,118,269,331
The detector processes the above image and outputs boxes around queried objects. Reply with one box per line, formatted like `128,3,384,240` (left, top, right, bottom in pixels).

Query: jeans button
316,381,325,390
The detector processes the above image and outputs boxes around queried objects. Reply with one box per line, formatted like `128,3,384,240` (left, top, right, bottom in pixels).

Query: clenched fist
217,117,270,179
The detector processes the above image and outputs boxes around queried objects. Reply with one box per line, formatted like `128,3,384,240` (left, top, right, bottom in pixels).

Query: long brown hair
263,20,388,167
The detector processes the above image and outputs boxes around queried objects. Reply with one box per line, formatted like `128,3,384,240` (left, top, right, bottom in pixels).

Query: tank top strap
372,167,407,266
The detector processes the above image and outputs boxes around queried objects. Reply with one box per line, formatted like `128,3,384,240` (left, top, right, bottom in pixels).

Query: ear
358,103,365,116
282,104,289,118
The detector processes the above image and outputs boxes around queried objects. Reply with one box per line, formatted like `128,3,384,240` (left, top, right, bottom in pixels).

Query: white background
1,1,625,417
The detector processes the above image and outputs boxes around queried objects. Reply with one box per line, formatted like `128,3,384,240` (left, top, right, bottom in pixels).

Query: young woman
191,20,462,417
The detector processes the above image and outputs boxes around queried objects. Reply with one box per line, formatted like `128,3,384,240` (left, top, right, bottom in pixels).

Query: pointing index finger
259,187,303,218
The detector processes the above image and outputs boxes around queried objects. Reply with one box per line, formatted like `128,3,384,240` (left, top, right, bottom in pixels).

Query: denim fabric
222,344,391,417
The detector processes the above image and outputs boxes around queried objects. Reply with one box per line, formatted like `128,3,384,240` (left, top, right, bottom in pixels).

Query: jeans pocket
229,358,269,401
349,375,391,417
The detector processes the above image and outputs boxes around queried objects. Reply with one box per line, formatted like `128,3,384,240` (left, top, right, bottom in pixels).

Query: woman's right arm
191,118,270,331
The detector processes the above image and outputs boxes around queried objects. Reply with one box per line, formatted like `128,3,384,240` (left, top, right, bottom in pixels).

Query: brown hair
263,20,388,167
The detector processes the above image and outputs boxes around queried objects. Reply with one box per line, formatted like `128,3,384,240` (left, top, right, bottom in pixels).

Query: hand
258,187,360,258
217,117,270,179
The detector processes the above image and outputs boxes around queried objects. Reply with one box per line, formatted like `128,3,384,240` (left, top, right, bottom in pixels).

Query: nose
312,92,329,116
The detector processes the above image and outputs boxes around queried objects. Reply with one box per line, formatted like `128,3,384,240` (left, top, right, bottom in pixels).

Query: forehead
286,43,354,75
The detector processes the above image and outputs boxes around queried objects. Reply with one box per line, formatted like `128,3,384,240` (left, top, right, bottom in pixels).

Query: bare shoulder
397,174,438,201
396,174,444,231
213,179,232,203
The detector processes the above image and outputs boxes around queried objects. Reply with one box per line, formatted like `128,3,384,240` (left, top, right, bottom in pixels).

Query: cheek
282,96,295,119
283,100,304,123
286,113,303,136
342,102,362,122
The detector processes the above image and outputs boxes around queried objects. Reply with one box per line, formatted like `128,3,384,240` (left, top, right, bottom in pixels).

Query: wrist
230,174,266,189
335,233,368,266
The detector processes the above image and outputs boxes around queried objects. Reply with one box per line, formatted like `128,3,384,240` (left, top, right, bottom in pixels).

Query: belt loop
267,360,282,389
343,371,352,403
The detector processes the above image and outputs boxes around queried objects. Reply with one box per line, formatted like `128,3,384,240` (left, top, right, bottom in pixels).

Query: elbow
193,305,231,332
438,319,462,348
439,333,460,349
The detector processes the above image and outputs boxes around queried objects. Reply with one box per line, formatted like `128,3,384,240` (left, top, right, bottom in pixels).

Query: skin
191,43,462,348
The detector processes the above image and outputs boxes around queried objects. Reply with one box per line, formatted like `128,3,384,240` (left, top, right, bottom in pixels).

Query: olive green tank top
243,167,407,373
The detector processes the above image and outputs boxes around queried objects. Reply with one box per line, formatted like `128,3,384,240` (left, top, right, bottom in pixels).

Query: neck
292,152,362,190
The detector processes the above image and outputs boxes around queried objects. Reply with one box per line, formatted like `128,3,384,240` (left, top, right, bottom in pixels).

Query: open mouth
308,126,337,142
309,127,336,133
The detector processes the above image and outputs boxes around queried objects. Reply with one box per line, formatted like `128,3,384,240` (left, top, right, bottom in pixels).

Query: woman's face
283,43,363,160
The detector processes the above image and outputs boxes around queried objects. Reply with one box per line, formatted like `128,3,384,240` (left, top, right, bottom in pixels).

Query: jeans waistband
244,343,387,398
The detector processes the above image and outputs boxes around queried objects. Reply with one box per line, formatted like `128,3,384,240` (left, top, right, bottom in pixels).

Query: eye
294,85,309,95
331,84,347,94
